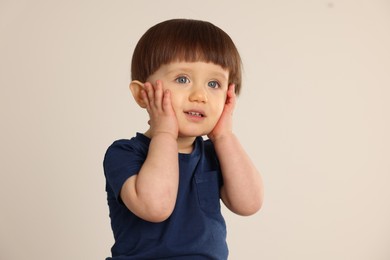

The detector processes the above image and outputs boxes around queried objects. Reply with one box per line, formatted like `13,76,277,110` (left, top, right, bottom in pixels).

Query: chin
178,130,209,138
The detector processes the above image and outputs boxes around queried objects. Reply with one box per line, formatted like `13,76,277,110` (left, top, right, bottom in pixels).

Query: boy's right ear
129,80,147,108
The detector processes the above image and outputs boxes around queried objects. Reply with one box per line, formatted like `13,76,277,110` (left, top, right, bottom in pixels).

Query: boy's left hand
208,84,236,141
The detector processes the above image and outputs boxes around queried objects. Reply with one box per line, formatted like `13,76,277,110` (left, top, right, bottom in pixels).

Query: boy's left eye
208,81,220,88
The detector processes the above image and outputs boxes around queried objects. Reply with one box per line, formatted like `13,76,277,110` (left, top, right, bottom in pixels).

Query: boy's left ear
129,80,147,108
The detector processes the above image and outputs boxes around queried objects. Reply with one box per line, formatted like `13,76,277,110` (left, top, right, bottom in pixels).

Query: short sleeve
103,138,148,202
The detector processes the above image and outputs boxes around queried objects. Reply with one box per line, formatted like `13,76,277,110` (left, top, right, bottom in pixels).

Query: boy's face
147,61,229,138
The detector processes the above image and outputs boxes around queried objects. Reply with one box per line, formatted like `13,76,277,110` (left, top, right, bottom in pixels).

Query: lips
184,110,205,118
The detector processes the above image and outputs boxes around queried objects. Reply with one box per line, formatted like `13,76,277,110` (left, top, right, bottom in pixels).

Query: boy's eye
208,81,220,88
175,76,190,84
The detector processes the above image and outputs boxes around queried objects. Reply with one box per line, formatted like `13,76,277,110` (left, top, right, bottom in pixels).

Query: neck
177,136,196,154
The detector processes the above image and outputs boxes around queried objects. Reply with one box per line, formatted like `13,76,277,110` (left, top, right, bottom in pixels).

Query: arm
121,80,179,222
208,85,263,216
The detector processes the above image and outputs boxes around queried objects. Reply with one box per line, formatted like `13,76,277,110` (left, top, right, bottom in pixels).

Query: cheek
162,84,177,105
168,94,182,114
214,95,227,115
208,102,225,123
216,104,225,118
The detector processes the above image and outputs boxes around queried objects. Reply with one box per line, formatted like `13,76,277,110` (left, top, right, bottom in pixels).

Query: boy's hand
142,80,178,139
208,84,236,141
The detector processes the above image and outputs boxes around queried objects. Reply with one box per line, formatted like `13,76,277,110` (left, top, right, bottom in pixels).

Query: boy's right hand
122,80,180,222
142,80,178,139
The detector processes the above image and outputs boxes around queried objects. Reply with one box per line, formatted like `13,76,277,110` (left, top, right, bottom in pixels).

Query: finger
229,84,236,95
162,89,174,114
141,83,154,114
142,91,152,116
153,80,163,109
144,82,155,107
226,84,236,105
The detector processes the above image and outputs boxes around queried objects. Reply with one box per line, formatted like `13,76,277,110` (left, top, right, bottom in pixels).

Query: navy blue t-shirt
103,133,228,259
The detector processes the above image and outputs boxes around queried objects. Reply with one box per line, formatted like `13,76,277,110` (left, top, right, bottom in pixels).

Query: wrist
208,132,235,143
152,130,178,141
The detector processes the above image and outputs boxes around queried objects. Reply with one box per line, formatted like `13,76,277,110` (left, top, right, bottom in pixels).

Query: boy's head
131,19,242,95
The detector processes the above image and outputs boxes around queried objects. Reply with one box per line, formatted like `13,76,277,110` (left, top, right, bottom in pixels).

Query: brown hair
131,19,242,95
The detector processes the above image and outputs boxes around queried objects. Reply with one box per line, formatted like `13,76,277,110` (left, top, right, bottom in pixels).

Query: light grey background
1,0,389,259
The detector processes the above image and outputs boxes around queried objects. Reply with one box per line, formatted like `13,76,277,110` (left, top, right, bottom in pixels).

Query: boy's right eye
175,76,190,84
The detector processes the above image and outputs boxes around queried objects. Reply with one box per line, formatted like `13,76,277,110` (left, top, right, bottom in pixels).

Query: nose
189,85,208,103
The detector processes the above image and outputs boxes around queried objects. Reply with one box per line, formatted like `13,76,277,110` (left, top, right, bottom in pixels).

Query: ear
129,80,147,108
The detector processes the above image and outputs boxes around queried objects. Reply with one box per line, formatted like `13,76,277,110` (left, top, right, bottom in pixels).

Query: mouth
184,110,205,118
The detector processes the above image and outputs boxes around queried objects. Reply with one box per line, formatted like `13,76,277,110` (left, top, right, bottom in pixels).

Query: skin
122,61,263,222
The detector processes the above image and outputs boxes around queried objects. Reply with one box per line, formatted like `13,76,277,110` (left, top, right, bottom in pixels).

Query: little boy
103,19,263,259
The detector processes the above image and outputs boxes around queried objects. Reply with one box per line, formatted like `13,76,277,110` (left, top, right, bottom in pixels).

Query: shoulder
103,133,150,167
201,137,216,154
198,137,220,167
203,138,214,147
106,133,150,154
